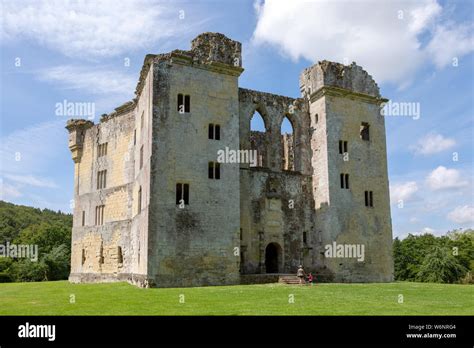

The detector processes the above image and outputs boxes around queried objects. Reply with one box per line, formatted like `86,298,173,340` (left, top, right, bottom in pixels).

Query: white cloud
447,205,474,224
0,179,22,200
0,0,190,58
395,226,442,240
421,227,435,234
4,174,57,188
426,166,468,190
390,181,418,203
38,65,136,96
252,0,473,85
412,132,456,155
0,120,66,175
426,23,474,68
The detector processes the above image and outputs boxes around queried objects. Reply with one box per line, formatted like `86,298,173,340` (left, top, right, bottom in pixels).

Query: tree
416,246,467,283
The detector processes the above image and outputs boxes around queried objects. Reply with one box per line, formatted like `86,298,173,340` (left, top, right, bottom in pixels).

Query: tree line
0,201,72,282
0,200,472,283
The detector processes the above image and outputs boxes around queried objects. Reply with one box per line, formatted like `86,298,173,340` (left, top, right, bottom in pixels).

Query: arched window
250,111,267,168
280,116,295,171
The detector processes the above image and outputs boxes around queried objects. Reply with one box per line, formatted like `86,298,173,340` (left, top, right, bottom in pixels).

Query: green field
0,281,472,315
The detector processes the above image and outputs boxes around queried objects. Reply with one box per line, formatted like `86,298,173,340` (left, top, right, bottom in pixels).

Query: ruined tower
66,33,393,288
300,61,393,282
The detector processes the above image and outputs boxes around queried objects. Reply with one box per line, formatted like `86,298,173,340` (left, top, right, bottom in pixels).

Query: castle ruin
66,33,393,287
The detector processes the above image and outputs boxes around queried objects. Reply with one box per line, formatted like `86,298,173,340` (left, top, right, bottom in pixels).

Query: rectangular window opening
183,184,189,205
208,162,214,179
215,162,220,180
138,186,142,212
360,122,370,141
176,183,182,205
184,95,190,113
140,146,144,169
208,124,214,139
176,183,190,205
177,94,184,113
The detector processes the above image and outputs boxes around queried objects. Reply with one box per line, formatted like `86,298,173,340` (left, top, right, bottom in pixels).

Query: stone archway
265,242,282,273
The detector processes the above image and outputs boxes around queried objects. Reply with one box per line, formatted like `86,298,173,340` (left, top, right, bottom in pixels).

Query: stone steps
278,275,304,284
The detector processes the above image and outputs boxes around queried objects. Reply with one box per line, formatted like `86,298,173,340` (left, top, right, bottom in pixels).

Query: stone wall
302,62,393,282
147,33,243,287
66,33,394,287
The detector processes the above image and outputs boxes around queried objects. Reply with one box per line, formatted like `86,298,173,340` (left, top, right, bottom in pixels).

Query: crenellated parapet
65,119,94,163
300,60,382,101
190,32,242,67
134,33,243,99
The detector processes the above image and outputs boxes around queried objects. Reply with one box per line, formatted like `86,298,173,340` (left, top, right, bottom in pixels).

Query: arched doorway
265,243,281,273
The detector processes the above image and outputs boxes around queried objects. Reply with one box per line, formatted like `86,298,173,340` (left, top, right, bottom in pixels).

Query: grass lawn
0,281,472,315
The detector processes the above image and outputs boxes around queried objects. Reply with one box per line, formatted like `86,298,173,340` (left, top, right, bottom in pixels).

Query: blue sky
0,0,473,239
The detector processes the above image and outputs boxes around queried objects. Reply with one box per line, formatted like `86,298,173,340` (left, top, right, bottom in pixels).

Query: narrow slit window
215,125,220,140
345,174,349,189
208,162,214,179
140,145,144,169
95,205,104,225
81,211,85,226
369,191,373,207
98,143,108,157
177,94,184,113
208,124,214,139
340,173,344,188
176,183,182,205
360,122,370,141
339,140,343,154
99,243,104,265
118,246,123,265
303,231,307,244
215,162,220,180
138,186,142,212
97,170,107,189
365,191,369,207
208,162,220,180
183,184,189,205
344,141,348,153
184,95,190,113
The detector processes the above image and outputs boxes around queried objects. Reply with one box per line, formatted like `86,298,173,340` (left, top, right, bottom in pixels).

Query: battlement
300,60,381,99
191,32,242,67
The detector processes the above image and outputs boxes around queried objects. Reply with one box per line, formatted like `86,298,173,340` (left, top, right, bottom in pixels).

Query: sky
0,0,473,239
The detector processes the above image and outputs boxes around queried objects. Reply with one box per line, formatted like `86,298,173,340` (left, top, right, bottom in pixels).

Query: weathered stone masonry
66,32,393,288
